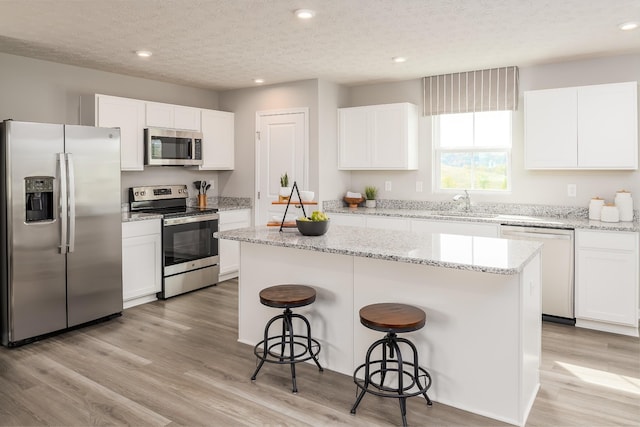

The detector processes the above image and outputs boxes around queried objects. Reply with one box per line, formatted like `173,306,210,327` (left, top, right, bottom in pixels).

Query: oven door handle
164,213,219,226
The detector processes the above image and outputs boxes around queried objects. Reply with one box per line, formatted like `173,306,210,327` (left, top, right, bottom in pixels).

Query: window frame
432,111,513,194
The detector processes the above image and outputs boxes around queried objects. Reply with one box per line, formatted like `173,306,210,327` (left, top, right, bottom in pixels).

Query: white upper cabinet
338,102,418,170
146,102,201,131
577,82,638,168
89,94,146,171
524,87,578,169
525,81,638,170
199,109,235,170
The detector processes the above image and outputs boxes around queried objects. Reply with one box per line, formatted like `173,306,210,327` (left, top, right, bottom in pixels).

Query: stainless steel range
129,185,219,299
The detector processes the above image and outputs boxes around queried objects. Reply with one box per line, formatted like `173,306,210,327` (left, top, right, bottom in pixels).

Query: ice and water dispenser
25,177,54,222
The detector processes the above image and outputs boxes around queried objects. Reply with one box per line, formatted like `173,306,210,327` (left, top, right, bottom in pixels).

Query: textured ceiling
0,0,639,91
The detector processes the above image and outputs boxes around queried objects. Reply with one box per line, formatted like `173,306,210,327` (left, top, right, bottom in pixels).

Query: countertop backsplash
322,199,637,221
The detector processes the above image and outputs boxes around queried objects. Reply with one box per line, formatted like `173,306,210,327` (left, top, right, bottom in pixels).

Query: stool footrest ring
253,335,322,365
353,360,432,399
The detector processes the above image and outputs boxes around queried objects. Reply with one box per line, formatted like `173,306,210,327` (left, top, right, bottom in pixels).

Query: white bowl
299,190,314,202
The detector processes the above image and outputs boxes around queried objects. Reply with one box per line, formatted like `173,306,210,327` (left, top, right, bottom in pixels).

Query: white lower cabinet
327,212,366,227
219,209,251,281
410,219,499,237
122,219,162,309
575,229,639,337
365,216,410,231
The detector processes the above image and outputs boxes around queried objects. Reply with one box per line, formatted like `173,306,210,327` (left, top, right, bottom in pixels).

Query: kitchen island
216,225,543,426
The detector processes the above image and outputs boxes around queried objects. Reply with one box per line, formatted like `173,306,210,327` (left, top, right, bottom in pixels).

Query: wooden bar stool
251,284,323,393
350,303,432,426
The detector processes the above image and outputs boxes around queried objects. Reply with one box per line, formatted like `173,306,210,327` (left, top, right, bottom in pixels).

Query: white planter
279,187,292,198
365,200,377,208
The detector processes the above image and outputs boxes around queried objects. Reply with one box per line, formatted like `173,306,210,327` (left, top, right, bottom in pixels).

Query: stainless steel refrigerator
1,120,122,346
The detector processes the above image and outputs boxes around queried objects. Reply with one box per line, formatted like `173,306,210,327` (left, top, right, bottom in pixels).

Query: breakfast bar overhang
216,225,543,426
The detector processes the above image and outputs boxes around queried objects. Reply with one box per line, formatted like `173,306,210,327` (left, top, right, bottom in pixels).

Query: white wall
346,53,640,207
0,52,222,203
318,80,351,202
218,79,319,198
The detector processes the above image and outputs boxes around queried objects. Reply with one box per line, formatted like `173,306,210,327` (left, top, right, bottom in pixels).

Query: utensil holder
198,194,207,208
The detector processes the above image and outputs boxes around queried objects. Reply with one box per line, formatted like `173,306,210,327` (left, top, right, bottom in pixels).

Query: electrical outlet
385,181,392,191
567,184,576,197
416,181,423,192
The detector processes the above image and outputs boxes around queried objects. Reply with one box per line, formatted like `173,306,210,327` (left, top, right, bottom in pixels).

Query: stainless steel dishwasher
500,225,575,324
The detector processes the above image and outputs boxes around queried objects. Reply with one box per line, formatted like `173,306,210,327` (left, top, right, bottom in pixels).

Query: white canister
588,197,605,220
614,190,633,221
600,204,620,223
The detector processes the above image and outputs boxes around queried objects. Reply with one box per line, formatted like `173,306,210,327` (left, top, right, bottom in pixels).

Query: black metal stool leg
295,313,324,372
398,336,433,406
390,339,408,427
251,313,284,381
284,309,299,393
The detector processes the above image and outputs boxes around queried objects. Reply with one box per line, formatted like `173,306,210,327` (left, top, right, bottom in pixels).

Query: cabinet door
371,103,417,169
97,95,145,171
575,230,638,326
174,106,201,131
338,107,370,169
524,87,578,169
578,82,638,169
329,213,366,227
411,219,499,237
366,216,410,231
200,109,235,170
122,221,162,307
145,102,174,128
218,210,250,279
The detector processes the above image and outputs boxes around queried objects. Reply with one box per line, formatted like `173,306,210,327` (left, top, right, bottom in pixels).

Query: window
433,110,512,192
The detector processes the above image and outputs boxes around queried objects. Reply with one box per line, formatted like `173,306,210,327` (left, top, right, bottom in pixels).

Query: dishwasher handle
501,230,573,240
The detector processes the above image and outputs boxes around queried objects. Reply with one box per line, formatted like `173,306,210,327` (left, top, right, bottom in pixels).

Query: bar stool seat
351,303,432,427
251,284,323,393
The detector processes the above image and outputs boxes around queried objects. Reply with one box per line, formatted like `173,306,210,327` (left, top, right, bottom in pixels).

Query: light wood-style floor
1,279,638,426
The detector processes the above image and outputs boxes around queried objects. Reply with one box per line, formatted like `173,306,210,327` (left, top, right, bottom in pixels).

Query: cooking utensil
193,181,202,194
205,184,211,193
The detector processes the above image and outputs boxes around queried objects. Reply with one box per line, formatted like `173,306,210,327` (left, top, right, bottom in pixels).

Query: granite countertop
324,206,640,232
215,225,542,275
122,212,163,223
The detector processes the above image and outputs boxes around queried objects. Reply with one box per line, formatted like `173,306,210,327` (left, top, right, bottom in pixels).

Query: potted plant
279,172,291,202
364,186,378,208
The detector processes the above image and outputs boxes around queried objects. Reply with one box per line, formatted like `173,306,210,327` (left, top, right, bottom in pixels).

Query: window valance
423,66,519,116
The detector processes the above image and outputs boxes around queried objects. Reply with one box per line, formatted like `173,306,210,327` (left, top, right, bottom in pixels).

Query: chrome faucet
453,190,471,211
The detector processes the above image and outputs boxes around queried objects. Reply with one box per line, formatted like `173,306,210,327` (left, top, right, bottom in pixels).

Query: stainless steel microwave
144,128,203,166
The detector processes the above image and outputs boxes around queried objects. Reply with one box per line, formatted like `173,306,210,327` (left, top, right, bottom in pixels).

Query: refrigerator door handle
58,153,68,254
66,153,76,253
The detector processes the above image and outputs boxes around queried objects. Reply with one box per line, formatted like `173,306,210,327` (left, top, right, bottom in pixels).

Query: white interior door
255,109,308,225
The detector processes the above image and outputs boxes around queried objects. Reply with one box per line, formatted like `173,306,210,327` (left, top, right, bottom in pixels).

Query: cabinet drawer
577,230,638,251
123,219,161,238
219,209,251,225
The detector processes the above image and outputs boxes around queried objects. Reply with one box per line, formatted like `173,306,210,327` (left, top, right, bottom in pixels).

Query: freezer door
64,125,122,327
2,121,67,344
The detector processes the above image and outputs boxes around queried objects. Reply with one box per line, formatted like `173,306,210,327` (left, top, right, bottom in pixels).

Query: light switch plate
567,184,576,197
385,181,392,191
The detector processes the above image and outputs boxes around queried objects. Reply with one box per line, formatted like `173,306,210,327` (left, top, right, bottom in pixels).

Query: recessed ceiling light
294,9,315,19
135,50,152,58
392,56,407,63
618,21,639,31
254,78,265,84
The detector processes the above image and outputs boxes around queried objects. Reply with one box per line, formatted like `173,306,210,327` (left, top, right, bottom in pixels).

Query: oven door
163,214,219,276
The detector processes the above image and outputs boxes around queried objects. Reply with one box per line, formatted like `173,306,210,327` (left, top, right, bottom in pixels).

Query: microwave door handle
58,153,68,254
66,153,76,253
